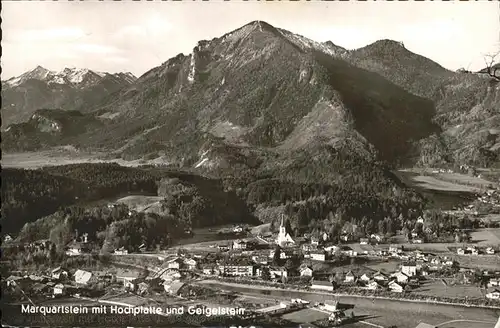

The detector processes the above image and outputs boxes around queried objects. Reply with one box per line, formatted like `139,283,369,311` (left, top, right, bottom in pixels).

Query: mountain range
2,20,499,169
1,66,137,127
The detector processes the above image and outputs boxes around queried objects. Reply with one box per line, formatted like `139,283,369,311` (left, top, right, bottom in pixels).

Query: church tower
279,214,286,236
276,214,295,247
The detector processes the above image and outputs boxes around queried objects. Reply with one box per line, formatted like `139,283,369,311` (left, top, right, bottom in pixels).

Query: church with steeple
275,214,295,247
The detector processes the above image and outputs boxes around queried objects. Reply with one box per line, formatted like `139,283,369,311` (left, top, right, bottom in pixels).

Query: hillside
1,67,137,127
4,163,257,243
2,108,104,152
346,40,500,167
3,21,440,169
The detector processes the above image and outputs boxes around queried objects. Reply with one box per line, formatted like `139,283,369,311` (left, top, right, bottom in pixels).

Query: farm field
480,214,500,225
104,294,150,306
414,279,486,299
197,280,500,328
454,255,500,270
364,260,400,273
347,241,457,253
470,228,500,246
172,226,251,248
438,320,497,328
410,175,481,193
115,195,164,212
1,150,175,169
282,308,328,323
436,172,495,188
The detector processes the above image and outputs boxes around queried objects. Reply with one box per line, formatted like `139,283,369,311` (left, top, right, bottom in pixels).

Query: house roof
312,280,332,286
415,323,436,328
32,283,47,291
165,281,185,295
74,270,92,284
345,271,355,276
114,268,140,279
269,266,288,272
6,275,24,281
167,257,183,263
403,261,417,266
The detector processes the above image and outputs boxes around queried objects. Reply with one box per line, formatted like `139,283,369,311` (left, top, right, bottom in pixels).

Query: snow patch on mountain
4,66,136,88
187,55,196,83
5,66,52,87
278,29,347,58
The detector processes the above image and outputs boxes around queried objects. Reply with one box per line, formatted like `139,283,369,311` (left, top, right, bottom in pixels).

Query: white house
74,269,93,285
183,258,197,270
65,242,84,256
167,258,184,270
310,237,319,246
323,300,339,312
373,271,388,282
388,281,404,293
53,283,65,296
486,247,495,255
324,245,339,254
391,271,409,284
114,246,128,255
457,248,465,255
269,267,289,279
344,271,356,283
366,281,383,290
310,251,327,262
275,215,295,247
4,234,13,242
370,234,383,243
489,278,500,287
359,238,369,245
486,289,500,300
300,266,313,277
51,267,68,280
164,280,185,296
389,245,403,254
269,249,291,259
401,262,417,277
360,273,371,282
311,280,334,291
233,240,247,250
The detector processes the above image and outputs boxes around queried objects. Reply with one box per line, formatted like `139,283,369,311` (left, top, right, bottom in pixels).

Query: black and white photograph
1,1,500,327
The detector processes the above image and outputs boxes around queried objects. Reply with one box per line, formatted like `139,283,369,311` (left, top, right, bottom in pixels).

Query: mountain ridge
2,20,499,168
1,66,138,128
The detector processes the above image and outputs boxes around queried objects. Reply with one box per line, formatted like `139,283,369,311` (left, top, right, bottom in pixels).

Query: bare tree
483,52,500,81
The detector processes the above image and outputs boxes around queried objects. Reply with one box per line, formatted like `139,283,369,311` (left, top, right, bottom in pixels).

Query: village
4,208,500,328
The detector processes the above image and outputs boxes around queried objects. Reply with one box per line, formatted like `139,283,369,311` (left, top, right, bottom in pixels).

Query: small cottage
311,280,334,291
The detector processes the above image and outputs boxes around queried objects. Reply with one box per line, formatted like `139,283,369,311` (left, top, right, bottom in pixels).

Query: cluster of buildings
310,261,421,294
457,245,496,256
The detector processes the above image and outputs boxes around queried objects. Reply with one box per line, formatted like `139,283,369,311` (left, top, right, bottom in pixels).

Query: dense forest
1,164,160,234
3,163,256,246
3,146,431,249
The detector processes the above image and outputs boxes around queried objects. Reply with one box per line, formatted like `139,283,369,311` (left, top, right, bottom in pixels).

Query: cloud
103,56,129,64
114,15,172,40
17,27,87,42
73,43,121,54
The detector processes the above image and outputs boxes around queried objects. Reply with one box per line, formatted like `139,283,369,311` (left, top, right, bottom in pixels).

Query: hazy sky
2,1,499,79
